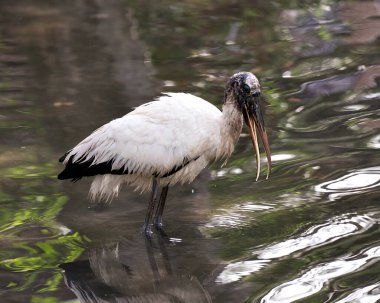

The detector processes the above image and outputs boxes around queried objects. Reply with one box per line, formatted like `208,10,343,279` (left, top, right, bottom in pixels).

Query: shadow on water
0,0,379,302
60,235,213,303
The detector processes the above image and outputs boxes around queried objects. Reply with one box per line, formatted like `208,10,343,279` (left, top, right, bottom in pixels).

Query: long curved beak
243,97,272,181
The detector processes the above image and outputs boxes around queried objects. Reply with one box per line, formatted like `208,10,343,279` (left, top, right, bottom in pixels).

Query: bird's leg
155,230,173,275
143,178,158,237
153,185,169,230
144,236,160,285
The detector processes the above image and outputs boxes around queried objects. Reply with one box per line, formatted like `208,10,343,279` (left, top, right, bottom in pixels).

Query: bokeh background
0,0,379,302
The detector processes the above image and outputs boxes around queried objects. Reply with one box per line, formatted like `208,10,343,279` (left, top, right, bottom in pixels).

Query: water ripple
368,134,380,149
205,203,274,228
205,213,246,228
335,282,380,303
215,213,375,284
261,245,380,302
256,214,375,259
314,166,380,200
215,260,269,284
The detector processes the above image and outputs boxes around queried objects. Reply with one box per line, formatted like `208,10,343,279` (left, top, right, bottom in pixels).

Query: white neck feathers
216,96,243,160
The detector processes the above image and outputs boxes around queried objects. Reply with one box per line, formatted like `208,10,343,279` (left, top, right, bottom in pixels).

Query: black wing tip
57,170,83,182
59,150,71,163
57,154,128,181
57,169,76,180
58,153,81,181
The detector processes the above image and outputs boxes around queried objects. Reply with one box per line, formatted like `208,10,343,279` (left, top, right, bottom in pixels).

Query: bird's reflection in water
60,234,212,303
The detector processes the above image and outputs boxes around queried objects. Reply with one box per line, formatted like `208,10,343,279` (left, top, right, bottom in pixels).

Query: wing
58,93,222,181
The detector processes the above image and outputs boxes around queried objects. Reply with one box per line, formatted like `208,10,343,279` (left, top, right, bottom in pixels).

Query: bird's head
225,71,272,180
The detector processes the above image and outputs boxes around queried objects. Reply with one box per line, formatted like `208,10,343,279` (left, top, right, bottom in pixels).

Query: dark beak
243,96,272,181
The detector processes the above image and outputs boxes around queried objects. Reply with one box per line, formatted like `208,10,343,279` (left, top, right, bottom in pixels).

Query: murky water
0,1,379,302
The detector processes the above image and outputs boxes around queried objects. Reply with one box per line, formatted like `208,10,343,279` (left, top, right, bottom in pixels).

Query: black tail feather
57,153,200,181
59,151,71,163
57,155,128,181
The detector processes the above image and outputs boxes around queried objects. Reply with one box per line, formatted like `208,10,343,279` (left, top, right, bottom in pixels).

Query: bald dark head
224,72,261,110
223,71,271,180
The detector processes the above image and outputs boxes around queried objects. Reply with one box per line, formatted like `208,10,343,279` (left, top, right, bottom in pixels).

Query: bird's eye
252,91,261,97
243,84,251,93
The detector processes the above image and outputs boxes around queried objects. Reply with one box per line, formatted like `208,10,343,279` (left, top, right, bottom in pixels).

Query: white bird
58,72,272,236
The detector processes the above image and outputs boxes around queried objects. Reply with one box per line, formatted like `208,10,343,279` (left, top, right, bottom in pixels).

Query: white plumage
62,93,232,199
58,72,271,235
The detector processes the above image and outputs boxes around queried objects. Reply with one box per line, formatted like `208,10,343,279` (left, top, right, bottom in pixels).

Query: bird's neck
217,97,243,159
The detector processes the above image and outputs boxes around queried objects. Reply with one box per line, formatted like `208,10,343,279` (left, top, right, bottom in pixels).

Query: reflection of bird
58,72,271,235
60,237,213,303
60,237,212,303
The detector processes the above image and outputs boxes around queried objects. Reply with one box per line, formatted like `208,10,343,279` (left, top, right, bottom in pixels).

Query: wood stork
58,72,272,236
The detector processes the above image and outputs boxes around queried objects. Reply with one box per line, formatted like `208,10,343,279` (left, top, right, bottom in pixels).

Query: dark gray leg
143,179,158,237
144,237,160,284
153,185,169,229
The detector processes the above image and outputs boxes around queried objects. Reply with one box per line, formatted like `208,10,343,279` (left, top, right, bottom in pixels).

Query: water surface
0,1,379,302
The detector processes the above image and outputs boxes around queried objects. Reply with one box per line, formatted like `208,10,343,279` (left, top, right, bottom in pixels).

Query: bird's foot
153,221,163,230
142,224,153,239
142,222,169,239
153,222,169,238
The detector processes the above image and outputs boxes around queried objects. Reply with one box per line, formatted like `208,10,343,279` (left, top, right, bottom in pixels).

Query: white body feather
61,93,242,201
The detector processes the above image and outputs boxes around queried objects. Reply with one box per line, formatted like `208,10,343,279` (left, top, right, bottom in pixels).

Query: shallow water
0,1,379,302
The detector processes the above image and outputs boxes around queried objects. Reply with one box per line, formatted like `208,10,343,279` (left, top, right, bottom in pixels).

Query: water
0,1,379,302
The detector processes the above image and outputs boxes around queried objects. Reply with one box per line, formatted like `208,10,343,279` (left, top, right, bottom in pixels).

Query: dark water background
0,1,379,302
